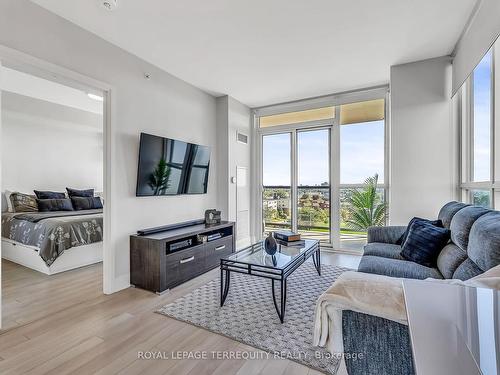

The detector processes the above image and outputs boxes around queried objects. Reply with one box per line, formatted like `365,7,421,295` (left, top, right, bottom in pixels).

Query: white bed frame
1,239,103,275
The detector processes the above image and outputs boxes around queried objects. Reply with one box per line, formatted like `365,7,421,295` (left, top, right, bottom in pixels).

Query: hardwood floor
0,251,360,374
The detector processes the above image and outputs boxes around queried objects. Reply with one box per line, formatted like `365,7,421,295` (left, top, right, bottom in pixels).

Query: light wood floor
0,252,360,375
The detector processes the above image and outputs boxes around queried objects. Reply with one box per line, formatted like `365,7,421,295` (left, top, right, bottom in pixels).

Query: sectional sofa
341,201,500,375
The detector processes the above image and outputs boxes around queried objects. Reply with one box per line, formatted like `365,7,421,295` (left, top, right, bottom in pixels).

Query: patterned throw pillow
400,220,451,267
10,192,38,212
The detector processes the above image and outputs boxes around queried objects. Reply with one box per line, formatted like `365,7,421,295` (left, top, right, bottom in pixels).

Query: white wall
0,0,218,293
215,96,229,219
2,92,102,193
390,56,456,224
228,97,252,247
216,95,253,248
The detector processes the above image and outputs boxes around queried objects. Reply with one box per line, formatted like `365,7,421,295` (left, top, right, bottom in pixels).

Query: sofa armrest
367,226,406,244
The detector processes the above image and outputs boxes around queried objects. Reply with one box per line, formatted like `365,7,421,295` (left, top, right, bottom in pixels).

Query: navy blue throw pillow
71,196,103,210
400,220,450,267
34,190,66,199
397,217,443,245
37,198,74,212
66,187,94,198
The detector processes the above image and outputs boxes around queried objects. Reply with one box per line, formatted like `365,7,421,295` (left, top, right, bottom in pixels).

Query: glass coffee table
220,239,320,323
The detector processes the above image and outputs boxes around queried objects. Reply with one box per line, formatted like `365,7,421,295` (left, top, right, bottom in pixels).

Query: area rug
157,262,350,374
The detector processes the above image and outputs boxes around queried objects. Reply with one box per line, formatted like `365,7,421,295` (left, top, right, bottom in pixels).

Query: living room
0,0,499,374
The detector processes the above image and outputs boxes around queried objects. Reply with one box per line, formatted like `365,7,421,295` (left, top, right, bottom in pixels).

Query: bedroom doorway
0,52,110,330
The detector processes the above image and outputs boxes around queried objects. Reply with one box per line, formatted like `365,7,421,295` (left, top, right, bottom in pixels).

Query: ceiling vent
100,0,118,11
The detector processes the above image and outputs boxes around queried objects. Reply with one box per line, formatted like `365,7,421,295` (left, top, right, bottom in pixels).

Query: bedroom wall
389,56,456,224
1,92,103,194
0,0,218,293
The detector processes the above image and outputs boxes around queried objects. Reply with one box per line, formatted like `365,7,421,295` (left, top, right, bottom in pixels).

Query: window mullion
331,106,341,249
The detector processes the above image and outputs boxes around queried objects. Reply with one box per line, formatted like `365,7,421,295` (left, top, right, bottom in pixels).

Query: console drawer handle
180,256,195,264
215,245,226,251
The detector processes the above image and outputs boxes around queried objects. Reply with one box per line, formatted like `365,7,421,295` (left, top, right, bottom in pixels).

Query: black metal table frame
219,240,321,323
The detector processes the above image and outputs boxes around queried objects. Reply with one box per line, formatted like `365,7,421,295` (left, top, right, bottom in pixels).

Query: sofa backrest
437,201,500,280
437,201,469,229
467,212,500,271
449,206,490,251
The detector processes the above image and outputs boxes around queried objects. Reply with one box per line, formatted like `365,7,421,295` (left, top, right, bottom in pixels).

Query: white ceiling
30,0,477,107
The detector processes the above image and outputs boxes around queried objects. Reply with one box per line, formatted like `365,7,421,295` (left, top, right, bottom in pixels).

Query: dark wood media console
130,221,235,294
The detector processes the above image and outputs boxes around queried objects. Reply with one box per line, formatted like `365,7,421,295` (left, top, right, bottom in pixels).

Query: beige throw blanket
312,271,407,355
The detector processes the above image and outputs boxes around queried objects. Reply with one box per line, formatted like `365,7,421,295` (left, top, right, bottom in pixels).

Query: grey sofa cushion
436,244,468,279
438,201,469,229
363,243,404,260
367,226,407,244
467,212,500,271
449,206,490,251
358,256,443,279
452,258,484,280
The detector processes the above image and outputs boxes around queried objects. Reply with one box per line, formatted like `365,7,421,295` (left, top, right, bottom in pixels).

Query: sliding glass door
262,133,292,231
262,128,331,244
259,96,387,251
297,129,330,242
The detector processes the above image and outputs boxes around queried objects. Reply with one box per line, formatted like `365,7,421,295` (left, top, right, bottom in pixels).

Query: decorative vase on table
264,232,277,255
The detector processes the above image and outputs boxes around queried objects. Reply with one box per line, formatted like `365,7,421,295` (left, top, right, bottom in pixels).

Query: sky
473,50,492,182
262,121,384,186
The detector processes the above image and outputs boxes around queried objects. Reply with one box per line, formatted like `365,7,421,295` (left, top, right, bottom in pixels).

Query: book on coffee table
274,231,301,242
276,239,306,247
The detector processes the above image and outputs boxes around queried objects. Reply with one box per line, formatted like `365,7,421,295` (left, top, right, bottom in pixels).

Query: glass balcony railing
339,187,386,252
263,187,292,231
297,186,330,243
263,185,387,253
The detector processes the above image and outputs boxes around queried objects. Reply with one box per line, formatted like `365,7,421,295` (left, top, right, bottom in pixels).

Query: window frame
254,86,390,252
459,44,497,208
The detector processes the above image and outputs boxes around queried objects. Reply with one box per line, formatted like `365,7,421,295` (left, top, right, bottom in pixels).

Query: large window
459,44,498,208
340,116,386,250
262,133,291,230
297,129,330,241
472,50,492,182
259,95,387,252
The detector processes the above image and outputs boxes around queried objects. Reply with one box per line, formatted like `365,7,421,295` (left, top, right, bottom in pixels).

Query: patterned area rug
157,262,349,374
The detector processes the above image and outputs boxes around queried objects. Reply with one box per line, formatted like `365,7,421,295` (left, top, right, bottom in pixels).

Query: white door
236,166,251,248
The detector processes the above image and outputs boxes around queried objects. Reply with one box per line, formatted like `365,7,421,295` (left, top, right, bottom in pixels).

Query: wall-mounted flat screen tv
136,132,210,196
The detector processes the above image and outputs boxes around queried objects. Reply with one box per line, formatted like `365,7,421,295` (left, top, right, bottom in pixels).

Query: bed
1,209,103,275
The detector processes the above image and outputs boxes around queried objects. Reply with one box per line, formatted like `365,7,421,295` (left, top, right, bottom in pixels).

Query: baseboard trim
105,274,130,294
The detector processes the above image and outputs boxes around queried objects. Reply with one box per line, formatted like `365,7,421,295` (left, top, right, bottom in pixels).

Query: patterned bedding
1,209,103,266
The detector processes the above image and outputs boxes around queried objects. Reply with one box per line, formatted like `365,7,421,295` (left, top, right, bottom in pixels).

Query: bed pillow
37,198,74,212
3,190,15,212
10,192,38,212
34,190,66,199
397,217,443,245
71,196,103,210
1,192,8,213
400,220,451,267
66,187,94,198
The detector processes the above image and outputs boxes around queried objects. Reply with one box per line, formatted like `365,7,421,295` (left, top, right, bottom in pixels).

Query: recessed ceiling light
87,93,104,101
